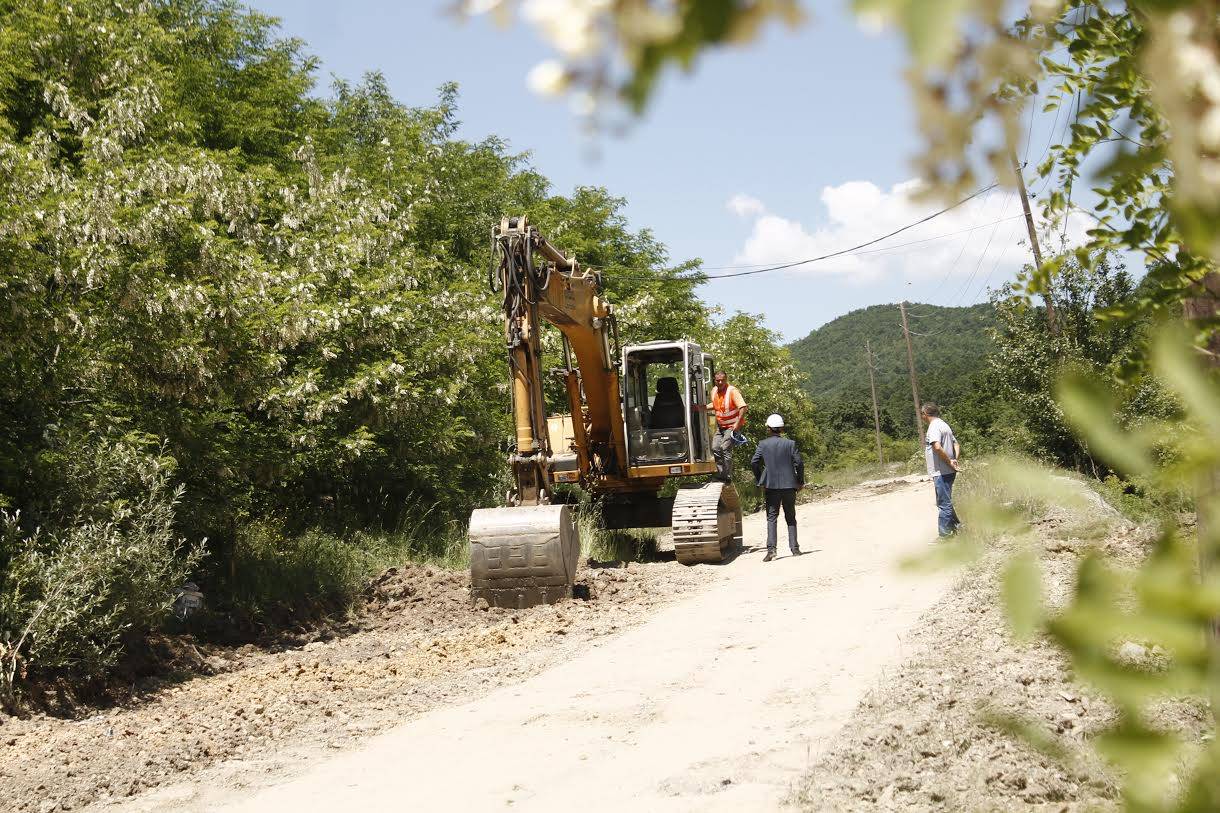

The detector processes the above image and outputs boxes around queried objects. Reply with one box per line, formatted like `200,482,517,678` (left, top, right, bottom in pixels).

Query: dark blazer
751,434,804,490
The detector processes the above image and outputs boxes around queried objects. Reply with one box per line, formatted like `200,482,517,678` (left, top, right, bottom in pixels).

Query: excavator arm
468,216,623,608
493,215,627,504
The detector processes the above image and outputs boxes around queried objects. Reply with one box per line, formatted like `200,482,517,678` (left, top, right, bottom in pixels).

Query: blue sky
254,1,1078,341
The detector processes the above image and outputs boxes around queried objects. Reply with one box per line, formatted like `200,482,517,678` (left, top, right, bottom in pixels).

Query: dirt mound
0,558,714,813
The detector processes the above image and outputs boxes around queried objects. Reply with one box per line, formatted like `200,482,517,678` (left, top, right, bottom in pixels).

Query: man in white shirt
921,402,961,537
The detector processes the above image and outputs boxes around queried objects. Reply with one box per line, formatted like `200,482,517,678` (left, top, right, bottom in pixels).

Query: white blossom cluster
1,10,504,476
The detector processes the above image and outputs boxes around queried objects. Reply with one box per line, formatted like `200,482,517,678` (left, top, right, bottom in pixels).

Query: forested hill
787,303,995,435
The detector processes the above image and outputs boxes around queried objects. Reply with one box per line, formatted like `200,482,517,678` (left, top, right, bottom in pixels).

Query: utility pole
898,302,922,443
1011,150,1058,334
865,339,885,465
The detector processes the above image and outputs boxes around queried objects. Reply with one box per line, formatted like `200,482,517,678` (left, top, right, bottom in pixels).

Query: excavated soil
0,559,713,813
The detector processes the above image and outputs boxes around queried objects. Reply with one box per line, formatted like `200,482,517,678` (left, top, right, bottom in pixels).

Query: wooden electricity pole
1011,151,1058,334
865,340,885,465
898,302,922,442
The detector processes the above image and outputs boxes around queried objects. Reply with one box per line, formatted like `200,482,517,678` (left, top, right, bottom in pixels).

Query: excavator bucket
469,504,580,608
670,482,744,564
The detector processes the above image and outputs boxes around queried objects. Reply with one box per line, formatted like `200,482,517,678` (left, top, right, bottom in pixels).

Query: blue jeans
934,473,961,537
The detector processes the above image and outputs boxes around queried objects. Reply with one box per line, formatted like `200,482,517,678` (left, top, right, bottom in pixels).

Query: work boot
763,551,776,562
790,548,802,557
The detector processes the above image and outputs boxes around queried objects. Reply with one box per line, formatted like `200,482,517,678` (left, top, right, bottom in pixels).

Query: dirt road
111,477,952,812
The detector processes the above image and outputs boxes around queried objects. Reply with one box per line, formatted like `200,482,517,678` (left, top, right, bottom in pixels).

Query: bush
224,524,369,622
0,440,204,699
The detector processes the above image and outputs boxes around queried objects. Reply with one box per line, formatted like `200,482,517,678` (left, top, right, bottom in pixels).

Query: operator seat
649,377,685,429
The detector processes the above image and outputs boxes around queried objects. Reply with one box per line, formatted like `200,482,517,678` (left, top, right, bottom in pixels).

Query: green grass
574,506,659,563
221,509,468,624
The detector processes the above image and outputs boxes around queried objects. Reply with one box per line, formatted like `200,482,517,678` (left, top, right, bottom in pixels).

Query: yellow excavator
469,216,744,608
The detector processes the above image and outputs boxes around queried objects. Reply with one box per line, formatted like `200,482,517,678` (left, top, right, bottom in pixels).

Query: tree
989,252,1172,470
0,0,818,691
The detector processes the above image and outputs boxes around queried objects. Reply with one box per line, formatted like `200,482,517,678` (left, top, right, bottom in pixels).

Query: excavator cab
622,342,715,474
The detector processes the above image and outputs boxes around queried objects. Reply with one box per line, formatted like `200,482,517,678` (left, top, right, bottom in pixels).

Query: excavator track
670,482,743,564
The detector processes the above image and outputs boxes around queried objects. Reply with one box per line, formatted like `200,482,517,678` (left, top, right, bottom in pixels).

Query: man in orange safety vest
709,371,748,481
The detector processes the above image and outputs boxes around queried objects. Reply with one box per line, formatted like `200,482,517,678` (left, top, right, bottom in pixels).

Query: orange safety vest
711,385,745,429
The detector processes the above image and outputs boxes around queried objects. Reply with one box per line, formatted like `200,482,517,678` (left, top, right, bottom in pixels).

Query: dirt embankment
0,559,714,813
793,506,1209,811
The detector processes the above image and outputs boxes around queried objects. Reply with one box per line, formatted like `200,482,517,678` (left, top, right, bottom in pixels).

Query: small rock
303,641,325,652
1118,641,1147,662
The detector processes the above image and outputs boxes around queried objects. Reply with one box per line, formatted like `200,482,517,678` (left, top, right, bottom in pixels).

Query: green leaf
1057,371,1154,476
1152,326,1220,442
1002,548,1042,639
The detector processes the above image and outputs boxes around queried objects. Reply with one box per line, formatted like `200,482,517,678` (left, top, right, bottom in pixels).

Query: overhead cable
664,182,1000,282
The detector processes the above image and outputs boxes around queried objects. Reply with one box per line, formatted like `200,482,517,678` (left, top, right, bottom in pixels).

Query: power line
930,188,1007,299
847,214,1024,257
971,219,1022,302
950,192,1013,306
669,182,999,282
679,212,1024,273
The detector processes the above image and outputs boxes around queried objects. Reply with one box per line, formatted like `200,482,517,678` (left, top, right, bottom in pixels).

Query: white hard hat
765,413,784,429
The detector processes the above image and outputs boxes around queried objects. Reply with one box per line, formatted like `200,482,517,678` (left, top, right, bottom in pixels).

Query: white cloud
725,179,1091,293
726,193,766,218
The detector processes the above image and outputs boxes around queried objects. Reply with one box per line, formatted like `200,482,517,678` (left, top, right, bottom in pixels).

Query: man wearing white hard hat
750,413,805,562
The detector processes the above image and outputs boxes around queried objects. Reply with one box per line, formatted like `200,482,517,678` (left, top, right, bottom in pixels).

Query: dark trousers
934,473,961,536
764,488,798,553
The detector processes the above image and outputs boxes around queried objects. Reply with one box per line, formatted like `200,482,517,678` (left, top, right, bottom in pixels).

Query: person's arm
731,389,748,430
793,444,804,488
931,441,960,471
751,444,764,480
953,439,961,460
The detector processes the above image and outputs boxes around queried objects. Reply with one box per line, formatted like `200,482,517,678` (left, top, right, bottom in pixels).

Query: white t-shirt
924,417,957,477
